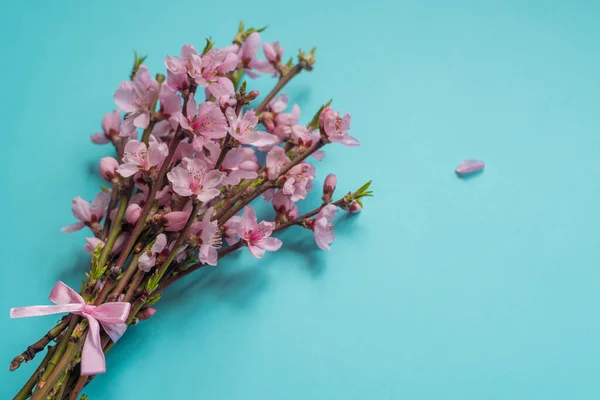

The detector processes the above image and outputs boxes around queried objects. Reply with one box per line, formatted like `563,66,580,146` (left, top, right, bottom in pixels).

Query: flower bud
84,237,105,254
100,157,119,181
318,106,332,128
261,111,275,132
263,42,283,64
349,200,362,214
137,307,156,321
322,173,336,203
125,203,142,225
247,90,260,101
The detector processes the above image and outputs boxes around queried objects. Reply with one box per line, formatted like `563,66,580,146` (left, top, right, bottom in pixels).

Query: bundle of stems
9,22,372,400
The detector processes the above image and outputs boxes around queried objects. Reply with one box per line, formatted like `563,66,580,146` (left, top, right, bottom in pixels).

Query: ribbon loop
9,281,131,375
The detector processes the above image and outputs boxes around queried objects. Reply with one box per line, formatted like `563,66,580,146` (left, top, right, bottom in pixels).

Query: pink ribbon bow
10,281,130,375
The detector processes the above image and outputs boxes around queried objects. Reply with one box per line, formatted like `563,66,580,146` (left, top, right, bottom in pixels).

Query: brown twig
31,324,86,400
108,250,142,302
10,315,71,372
124,268,146,303
157,241,244,291
255,64,304,114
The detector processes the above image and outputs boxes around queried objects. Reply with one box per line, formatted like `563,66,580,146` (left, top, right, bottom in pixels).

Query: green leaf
146,293,162,306
355,180,372,195
256,25,268,33
231,70,245,90
100,186,111,193
251,178,264,188
131,50,148,80
90,244,103,274
356,198,364,208
145,271,161,293
202,37,214,55
132,50,147,69
238,21,245,33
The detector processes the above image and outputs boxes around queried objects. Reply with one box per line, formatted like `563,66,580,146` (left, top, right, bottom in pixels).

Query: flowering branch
9,23,371,400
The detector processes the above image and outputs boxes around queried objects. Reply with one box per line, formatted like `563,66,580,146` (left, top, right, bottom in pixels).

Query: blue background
1,1,599,398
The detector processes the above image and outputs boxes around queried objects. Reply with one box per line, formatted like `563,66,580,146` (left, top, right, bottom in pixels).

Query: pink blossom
272,191,298,222
159,85,183,124
166,70,190,93
198,49,238,97
178,96,227,139
165,44,202,77
239,32,275,77
125,203,142,225
163,211,190,232
117,138,169,178
313,205,338,250
84,233,126,255
139,233,168,271
173,141,195,165
151,120,176,140
167,157,224,201
167,45,237,98
91,110,121,144
206,77,236,108
319,106,359,146
221,147,259,185
61,192,111,233
262,94,288,132
99,157,119,181
273,104,300,141
282,163,316,202
84,237,105,254
266,146,290,180
222,215,242,246
263,41,284,65
163,201,193,232
156,185,173,207
322,173,337,203
114,66,159,129
236,206,282,258
119,122,139,141
190,208,220,266
269,94,288,114
261,188,275,202
225,108,277,147
291,125,325,160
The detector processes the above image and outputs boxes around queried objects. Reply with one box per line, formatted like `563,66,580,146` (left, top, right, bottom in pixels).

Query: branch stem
255,64,304,114
13,345,56,400
10,315,71,372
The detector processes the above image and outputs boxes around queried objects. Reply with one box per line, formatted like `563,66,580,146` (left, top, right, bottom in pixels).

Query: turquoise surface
2,1,600,398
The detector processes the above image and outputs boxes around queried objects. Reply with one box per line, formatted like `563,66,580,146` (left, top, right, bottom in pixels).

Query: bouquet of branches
8,22,372,400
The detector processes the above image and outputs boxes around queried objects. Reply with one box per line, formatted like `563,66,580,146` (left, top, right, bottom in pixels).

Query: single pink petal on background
455,160,485,176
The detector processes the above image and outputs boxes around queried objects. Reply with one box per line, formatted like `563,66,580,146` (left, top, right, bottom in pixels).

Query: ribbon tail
80,317,106,376
10,304,81,319
101,321,128,344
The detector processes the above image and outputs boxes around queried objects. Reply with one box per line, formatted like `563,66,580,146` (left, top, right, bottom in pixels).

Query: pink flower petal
455,160,485,176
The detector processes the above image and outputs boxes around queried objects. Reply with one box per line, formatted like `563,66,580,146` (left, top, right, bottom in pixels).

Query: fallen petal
455,159,485,176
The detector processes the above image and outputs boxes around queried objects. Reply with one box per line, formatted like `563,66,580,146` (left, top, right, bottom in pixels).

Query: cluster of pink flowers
70,28,366,268
10,24,373,400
